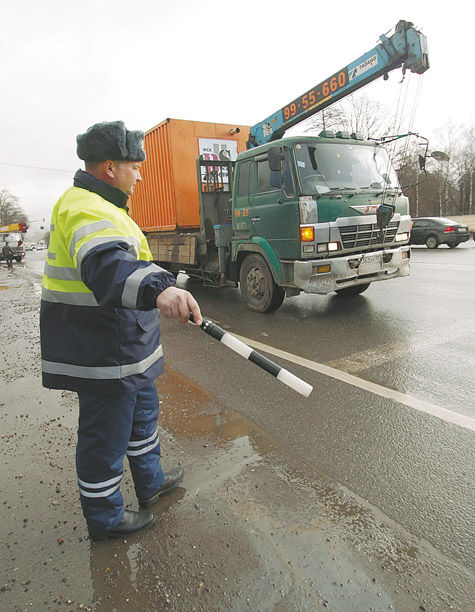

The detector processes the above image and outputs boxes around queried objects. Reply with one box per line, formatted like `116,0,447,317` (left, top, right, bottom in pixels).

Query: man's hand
156,286,202,326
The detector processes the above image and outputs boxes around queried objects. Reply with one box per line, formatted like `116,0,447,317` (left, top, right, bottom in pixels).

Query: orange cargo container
129,118,250,232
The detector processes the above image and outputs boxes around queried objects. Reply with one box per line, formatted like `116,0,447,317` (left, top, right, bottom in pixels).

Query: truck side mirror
430,150,449,162
268,147,283,172
376,203,395,231
420,150,449,171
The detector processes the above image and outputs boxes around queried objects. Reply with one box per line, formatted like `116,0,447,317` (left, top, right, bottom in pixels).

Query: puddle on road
82,368,431,611
2,365,446,611
157,365,276,457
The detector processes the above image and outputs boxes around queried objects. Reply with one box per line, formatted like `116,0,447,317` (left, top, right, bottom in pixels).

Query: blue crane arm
247,20,429,148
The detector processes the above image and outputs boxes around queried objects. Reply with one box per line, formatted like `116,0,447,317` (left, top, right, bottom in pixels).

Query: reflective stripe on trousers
76,381,165,532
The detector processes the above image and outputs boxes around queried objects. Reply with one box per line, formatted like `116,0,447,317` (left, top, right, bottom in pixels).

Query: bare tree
299,105,347,134
393,141,425,215
452,125,475,215
0,190,28,225
338,94,394,139
393,123,475,218
298,94,394,139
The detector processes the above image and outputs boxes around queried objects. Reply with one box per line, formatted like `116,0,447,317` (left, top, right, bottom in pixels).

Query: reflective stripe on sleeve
42,344,163,379
121,264,166,308
69,220,116,258
44,262,81,281
41,287,99,306
75,235,141,274
47,252,56,260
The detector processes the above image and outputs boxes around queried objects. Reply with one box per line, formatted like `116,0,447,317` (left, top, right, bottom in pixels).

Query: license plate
360,253,381,265
457,227,466,232
358,253,382,272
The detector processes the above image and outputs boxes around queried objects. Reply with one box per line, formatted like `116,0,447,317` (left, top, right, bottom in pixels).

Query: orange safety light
300,226,315,242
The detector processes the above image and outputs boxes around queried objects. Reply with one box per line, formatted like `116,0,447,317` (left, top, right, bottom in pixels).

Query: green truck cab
201,132,410,312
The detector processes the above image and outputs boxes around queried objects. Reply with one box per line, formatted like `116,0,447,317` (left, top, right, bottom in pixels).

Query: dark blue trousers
76,381,165,532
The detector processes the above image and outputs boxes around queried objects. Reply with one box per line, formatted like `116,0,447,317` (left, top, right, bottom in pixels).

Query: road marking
412,262,475,270
326,319,475,373
232,332,475,432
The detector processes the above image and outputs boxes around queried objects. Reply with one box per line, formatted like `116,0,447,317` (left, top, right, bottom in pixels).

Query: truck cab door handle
251,216,261,222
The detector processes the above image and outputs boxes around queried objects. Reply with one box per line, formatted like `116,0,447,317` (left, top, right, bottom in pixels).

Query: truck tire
335,283,371,296
425,235,439,249
239,253,285,313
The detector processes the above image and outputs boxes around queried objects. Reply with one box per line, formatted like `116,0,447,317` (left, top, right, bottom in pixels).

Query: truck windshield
294,142,399,195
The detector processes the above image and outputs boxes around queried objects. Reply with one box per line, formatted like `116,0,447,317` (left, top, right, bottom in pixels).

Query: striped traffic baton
189,315,313,398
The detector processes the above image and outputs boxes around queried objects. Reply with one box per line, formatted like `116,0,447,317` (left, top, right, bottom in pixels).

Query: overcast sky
1,0,473,229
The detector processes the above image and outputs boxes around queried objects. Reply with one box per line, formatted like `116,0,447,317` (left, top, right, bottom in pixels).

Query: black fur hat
76,120,146,162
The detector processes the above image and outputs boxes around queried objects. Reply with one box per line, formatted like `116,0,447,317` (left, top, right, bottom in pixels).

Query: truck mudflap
293,246,410,294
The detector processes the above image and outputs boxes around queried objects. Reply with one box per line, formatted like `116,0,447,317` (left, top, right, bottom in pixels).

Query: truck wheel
239,254,285,313
425,235,439,249
335,283,371,296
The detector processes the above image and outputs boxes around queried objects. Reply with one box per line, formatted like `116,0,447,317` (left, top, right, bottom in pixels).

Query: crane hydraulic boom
247,20,429,148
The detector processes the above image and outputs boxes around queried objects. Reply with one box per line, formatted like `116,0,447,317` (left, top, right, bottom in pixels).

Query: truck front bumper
292,246,410,294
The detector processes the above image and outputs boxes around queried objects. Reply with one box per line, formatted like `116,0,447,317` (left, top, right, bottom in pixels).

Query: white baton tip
277,368,313,397
220,333,253,359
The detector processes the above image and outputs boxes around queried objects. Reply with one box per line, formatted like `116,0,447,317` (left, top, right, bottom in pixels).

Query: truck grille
339,221,399,249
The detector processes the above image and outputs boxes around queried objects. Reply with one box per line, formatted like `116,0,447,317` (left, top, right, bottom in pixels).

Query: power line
0,160,74,173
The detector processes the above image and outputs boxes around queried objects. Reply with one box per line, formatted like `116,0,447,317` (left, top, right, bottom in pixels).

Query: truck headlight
395,232,409,242
317,241,340,253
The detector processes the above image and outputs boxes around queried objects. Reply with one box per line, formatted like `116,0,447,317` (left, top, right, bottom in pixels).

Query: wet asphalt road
164,243,475,577
2,245,473,611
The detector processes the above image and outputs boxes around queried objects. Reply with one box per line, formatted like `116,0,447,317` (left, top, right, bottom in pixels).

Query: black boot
89,509,154,541
138,467,184,508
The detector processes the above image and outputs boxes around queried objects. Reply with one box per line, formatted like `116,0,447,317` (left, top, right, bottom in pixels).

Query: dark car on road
410,217,471,249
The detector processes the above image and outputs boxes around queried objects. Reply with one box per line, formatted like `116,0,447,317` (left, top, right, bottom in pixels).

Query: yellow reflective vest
40,170,175,394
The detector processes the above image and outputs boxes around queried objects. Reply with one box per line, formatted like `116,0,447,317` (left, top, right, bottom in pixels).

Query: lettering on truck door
233,160,252,237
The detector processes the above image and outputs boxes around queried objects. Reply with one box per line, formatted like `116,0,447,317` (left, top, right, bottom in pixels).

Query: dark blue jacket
40,170,175,394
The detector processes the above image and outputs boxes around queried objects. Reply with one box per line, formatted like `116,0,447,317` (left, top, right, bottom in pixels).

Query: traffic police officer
40,121,202,540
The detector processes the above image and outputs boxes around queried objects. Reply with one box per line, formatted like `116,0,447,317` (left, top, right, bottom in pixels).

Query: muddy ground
1,264,472,611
